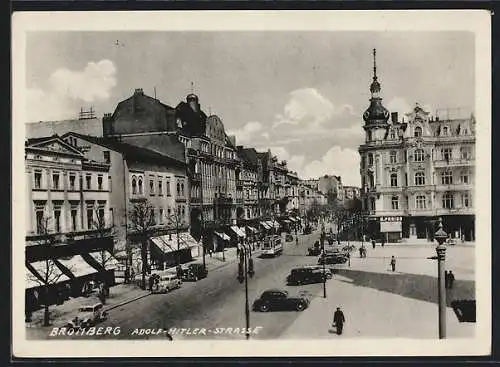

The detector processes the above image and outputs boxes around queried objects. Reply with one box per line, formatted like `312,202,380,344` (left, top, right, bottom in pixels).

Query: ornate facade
358,49,475,242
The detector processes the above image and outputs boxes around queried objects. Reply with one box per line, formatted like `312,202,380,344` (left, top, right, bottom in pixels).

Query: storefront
149,232,200,270
380,216,403,243
213,231,230,252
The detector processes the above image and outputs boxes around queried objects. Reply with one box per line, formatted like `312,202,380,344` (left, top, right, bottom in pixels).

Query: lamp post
433,218,448,339
321,222,326,299
237,240,254,340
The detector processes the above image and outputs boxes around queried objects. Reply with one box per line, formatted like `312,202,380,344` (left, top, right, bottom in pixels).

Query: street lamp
320,225,327,298
428,217,447,339
237,240,255,340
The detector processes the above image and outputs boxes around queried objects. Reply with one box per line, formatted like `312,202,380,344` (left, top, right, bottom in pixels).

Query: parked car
66,303,108,329
181,263,208,281
252,289,310,312
286,267,328,285
151,274,182,293
318,254,348,265
285,234,294,242
301,265,333,279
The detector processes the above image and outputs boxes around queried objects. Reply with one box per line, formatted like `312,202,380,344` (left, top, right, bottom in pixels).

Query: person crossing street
333,307,346,335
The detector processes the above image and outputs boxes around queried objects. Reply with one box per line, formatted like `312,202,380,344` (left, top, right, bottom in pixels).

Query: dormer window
442,126,449,136
414,126,422,137
390,129,396,140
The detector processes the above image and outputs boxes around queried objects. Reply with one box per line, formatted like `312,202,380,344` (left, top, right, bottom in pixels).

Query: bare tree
129,200,155,290
88,208,118,303
165,207,187,267
26,216,68,326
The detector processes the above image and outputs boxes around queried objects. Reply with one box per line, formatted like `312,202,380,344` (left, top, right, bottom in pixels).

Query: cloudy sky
25,31,475,186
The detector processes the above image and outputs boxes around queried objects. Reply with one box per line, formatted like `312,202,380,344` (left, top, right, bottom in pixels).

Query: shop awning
87,251,120,270
151,232,200,255
260,221,271,230
267,221,280,229
289,217,297,223
56,255,99,278
26,267,43,289
215,231,230,241
246,226,258,234
282,219,291,224
231,226,246,238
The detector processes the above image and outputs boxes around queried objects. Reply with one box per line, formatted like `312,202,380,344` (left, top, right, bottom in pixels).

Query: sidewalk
281,273,475,339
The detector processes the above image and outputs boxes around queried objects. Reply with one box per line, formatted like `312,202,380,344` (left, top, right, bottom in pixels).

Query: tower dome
363,49,390,125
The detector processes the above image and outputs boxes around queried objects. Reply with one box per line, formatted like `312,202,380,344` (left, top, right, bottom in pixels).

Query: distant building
26,114,102,139
343,186,360,200
358,49,475,243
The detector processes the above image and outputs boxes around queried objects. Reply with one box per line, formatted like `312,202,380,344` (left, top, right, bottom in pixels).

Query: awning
260,221,271,230
215,231,230,241
282,219,291,224
28,260,72,285
151,232,200,255
87,251,120,270
231,226,246,238
267,221,280,229
246,226,259,234
289,217,297,223
56,255,99,278
26,267,43,289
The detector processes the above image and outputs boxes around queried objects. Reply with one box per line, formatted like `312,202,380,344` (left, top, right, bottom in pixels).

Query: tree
129,200,155,290
165,207,187,267
88,208,117,303
26,216,71,326
332,204,349,240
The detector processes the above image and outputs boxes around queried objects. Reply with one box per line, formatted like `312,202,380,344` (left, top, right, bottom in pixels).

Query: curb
103,292,151,312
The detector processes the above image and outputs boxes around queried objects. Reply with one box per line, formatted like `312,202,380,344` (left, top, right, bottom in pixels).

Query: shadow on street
336,269,475,308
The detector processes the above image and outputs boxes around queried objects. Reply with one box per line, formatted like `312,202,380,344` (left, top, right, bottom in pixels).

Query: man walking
333,307,346,335
372,239,376,249
390,255,396,272
448,270,455,289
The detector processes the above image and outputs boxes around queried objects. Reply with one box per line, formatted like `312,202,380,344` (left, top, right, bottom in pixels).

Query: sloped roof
175,101,207,137
237,147,259,169
61,132,186,168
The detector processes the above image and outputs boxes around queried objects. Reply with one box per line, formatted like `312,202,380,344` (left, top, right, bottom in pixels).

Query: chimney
391,112,398,124
102,113,114,137
134,88,144,95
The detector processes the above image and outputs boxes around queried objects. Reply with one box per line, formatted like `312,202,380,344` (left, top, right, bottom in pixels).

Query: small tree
26,216,70,326
166,208,187,267
129,200,155,290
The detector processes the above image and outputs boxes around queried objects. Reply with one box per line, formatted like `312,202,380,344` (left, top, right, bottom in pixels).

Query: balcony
214,196,233,206
434,158,475,168
435,183,472,192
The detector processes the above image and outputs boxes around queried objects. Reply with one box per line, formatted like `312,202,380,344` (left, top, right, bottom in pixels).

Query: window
461,171,470,184
390,130,396,139
181,206,185,218
177,182,180,196
98,207,105,227
442,192,454,209
414,149,425,162
181,183,185,196
415,172,425,186
71,208,78,231
167,207,171,216
150,179,155,195
442,126,449,136
159,208,164,224
441,171,453,185
34,171,42,189
167,179,171,196
86,174,92,190
103,151,110,163
389,151,397,164
69,174,76,190
460,147,472,160
36,210,44,234
368,153,374,166
138,178,143,195
87,208,94,229
462,193,472,208
151,208,156,225
416,195,426,209
441,148,452,161
390,173,398,187
158,180,163,195
132,178,137,195
108,176,112,192
52,173,60,190
54,207,61,232
391,196,399,210
414,126,422,137
97,175,103,190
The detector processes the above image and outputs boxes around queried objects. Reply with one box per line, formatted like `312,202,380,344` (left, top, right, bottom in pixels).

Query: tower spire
373,48,377,80
369,48,381,97
190,81,194,94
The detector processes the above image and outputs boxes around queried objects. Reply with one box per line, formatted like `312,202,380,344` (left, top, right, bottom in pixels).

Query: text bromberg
49,326,121,337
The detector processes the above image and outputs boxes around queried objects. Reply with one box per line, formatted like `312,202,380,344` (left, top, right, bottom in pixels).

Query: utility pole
199,160,206,272
237,241,254,340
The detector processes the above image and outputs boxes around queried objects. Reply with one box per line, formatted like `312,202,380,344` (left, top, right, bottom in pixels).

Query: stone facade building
358,49,475,243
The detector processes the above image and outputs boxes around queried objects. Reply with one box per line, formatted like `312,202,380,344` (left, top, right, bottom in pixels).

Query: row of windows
388,193,472,211
388,171,471,187
33,171,108,191
130,175,186,197
148,205,187,225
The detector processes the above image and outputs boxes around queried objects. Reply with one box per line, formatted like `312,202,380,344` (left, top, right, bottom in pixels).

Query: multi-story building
26,111,103,139
343,186,361,200
298,182,327,218
358,49,475,243
60,132,196,270
285,170,300,212
236,146,262,225
25,135,114,309
101,89,241,251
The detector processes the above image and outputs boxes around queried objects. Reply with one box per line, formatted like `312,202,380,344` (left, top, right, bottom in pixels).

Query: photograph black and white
12,10,491,357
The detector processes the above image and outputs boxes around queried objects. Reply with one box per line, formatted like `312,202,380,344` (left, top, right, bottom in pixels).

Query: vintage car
181,263,208,281
151,274,182,294
66,303,108,329
301,265,334,279
252,289,310,312
285,234,294,242
307,246,322,256
318,253,349,265
286,267,328,285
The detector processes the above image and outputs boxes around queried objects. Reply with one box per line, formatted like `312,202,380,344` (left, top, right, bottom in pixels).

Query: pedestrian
448,270,455,289
390,255,396,272
372,239,376,249
148,275,154,291
209,248,213,258
124,268,130,284
333,307,346,335
381,238,385,247
359,247,363,258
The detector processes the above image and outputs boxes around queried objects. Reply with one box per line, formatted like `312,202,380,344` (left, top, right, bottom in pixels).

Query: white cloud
227,121,271,146
26,59,117,122
387,97,412,117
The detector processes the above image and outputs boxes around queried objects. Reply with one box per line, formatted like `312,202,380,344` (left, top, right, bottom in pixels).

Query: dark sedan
252,289,310,312
307,247,322,256
286,268,327,285
181,263,208,281
318,254,348,265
